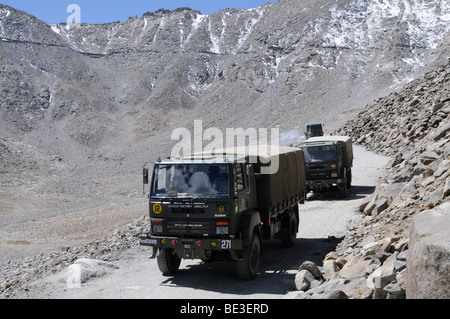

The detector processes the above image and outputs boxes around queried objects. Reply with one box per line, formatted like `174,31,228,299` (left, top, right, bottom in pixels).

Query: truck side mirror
143,167,149,185
246,164,254,194
142,163,150,195
246,164,254,176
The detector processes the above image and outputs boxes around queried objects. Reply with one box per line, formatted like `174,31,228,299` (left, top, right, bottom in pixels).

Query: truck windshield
301,145,337,163
151,164,230,198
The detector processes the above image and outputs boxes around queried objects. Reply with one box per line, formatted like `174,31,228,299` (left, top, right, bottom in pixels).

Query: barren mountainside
2,0,449,136
0,0,449,260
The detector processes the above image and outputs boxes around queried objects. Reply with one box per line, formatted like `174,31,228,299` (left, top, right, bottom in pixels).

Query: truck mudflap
140,233,244,260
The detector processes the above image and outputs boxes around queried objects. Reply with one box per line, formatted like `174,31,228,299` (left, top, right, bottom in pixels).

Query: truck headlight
216,221,229,235
152,225,163,233
216,227,229,235
151,219,163,233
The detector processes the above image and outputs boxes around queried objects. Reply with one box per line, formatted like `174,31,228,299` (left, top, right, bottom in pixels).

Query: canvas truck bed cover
214,145,306,216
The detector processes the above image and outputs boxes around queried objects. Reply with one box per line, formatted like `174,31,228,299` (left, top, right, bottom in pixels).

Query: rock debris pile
294,58,450,299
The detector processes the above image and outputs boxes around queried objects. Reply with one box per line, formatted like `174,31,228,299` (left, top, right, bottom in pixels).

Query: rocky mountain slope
3,0,449,136
0,0,449,296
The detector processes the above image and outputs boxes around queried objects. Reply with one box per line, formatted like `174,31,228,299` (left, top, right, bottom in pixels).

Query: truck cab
145,157,254,260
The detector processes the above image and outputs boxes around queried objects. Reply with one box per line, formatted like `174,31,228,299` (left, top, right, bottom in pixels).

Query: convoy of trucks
139,129,354,279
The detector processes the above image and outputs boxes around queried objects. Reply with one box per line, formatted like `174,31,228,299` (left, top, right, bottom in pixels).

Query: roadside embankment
294,58,450,299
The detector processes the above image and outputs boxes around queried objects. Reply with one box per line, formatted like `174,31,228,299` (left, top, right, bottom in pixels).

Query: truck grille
308,164,327,170
167,221,210,235
307,171,332,179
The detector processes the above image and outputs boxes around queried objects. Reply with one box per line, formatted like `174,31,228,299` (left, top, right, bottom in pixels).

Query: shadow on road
351,185,376,197
306,185,376,201
157,236,342,296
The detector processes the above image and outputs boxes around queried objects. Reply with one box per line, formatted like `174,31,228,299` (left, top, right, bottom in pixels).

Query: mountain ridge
2,1,449,136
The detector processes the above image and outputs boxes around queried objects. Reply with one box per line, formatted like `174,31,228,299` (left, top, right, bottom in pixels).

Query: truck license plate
141,239,158,245
221,240,231,249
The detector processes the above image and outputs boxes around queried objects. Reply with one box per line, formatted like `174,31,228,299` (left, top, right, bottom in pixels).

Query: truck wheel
282,212,298,248
237,233,261,280
347,169,352,189
338,181,348,198
157,248,181,275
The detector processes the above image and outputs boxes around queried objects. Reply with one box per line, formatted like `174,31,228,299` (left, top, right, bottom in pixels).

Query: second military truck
140,146,306,280
298,136,353,197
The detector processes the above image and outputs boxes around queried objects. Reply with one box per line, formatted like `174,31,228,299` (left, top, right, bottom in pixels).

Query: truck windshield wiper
196,192,229,197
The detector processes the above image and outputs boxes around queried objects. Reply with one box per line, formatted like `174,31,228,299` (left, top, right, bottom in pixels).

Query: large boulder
60,258,119,288
406,202,450,299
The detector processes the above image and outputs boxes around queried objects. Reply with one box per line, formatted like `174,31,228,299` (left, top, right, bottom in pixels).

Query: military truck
304,124,324,139
140,146,306,280
298,136,353,197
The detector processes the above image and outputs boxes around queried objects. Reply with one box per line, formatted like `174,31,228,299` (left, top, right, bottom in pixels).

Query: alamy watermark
66,4,81,27
171,120,280,174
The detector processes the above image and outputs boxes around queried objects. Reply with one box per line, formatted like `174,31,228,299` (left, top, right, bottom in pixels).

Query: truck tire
157,248,181,275
338,181,348,198
237,233,261,280
282,211,298,248
347,169,352,189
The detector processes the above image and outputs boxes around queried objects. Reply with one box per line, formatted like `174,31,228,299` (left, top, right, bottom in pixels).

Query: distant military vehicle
298,136,353,197
304,124,324,139
140,146,306,279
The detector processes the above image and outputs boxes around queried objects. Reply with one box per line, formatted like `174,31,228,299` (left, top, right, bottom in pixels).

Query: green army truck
140,146,306,280
298,136,353,197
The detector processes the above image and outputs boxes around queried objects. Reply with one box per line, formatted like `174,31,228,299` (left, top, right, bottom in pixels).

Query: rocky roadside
0,215,149,297
292,58,450,299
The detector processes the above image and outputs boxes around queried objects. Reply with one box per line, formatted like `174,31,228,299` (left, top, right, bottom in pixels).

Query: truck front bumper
306,179,343,190
139,233,243,260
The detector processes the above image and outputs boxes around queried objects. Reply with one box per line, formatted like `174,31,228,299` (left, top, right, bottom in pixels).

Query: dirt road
4,145,389,299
